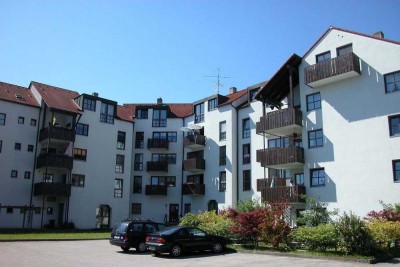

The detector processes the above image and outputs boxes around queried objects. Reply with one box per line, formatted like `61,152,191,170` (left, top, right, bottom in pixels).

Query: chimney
92,92,99,97
157,97,163,104
229,87,237,94
373,31,384,39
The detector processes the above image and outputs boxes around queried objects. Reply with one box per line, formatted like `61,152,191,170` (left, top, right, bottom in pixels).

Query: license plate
148,246,156,251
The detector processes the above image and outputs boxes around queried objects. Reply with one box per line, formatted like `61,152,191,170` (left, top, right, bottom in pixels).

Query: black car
145,226,226,257
110,219,166,252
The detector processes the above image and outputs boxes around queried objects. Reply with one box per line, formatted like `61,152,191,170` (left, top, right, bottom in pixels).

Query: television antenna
204,68,230,94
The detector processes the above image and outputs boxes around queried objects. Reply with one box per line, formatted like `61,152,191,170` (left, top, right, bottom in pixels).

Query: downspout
234,105,239,207
180,118,184,218
262,99,267,206
28,106,42,228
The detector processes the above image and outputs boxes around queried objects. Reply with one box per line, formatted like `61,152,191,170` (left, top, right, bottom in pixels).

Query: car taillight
123,233,128,241
154,237,166,243
145,236,150,242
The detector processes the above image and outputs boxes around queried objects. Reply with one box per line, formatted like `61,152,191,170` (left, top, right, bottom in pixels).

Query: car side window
157,223,166,231
177,229,188,237
131,223,143,232
188,228,206,237
145,223,157,233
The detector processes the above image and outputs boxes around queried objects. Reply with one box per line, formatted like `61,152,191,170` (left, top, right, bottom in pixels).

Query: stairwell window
393,160,400,182
100,102,115,124
243,170,251,191
132,203,141,215
135,132,144,148
194,103,204,123
384,71,400,93
0,113,5,125
310,168,325,187
308,129,323,148
0,140,2,153
117,131,126,150
306,92,321,111
219,172,226,192
114,178,123,198
219,146,226,166
219,121,226,141
133,176,142,193
243,144,250,164
389,115,400,137
134,153,143,171
115,155,125,173
242,118,250,138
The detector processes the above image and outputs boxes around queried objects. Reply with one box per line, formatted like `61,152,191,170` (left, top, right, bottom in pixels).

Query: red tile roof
116,105,134,122
30,81,82,114
0,82,40,107
124,103,193,118
218,88,248,106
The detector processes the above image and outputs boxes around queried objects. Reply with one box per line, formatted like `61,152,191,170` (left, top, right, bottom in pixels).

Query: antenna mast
204,68,230,94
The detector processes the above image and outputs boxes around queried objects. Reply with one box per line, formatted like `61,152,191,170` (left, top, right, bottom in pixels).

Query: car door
186,227,210,251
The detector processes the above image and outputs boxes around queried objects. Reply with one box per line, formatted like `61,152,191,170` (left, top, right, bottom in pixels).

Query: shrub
336,212,373,255
366,201,400,221
261,202,291,249
367,220,400,250
236,198,263,213
179,213,200,227
289,224,338,251
297,195,338,226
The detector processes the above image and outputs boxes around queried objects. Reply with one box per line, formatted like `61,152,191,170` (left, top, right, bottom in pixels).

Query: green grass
0,229,110,240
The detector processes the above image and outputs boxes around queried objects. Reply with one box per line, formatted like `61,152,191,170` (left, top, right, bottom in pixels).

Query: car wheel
121,246,130,252
136,242,147,253
212,242,224,253
170,244,182,257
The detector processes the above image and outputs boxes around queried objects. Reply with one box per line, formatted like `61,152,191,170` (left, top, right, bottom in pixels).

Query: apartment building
255,27,400,223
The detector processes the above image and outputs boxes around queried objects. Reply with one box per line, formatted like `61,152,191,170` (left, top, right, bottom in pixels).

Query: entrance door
58,203,64,226
169,204,179,223
96,205,110,229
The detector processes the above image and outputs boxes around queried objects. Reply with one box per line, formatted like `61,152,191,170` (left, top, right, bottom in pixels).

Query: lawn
0,229,110,240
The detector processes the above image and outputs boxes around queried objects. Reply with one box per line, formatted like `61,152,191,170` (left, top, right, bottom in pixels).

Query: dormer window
136,109,148,119
83,98,96,111
100,102,115,124
152,109,167,127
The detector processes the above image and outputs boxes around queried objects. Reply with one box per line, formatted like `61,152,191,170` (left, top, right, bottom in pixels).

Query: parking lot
0,240,398,267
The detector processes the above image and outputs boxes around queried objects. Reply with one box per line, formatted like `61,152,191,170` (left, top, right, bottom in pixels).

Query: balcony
183,158,205,172
182,183,205,195
304,52,361,88
145,185,168,195
147,139,169,150
39,126,75,142
256,178,287,191
256,108,302,137
256,146,304,169
260,185,306,204
184,135,206,148
36,154,73,170
34,182,71,197
146,161,168,172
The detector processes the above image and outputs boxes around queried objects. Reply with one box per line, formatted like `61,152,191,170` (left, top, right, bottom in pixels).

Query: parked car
110,218,166,252
145,226,227,257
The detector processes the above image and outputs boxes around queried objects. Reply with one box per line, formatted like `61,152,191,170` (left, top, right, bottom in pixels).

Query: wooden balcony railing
184,135,206,148
146,161,168,172
182,183,205,195
145,185,168,195
183,158,205,171
261,185,306,203
36,154,74,170
256,108,302,136
256,178,287,191
304,52,361,88
39,126,75,142
256,146,304,169
34,182,71,197
147,139,169,150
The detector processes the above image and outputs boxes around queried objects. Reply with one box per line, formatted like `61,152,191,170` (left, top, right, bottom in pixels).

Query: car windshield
158,226,181,235
113,222,129,234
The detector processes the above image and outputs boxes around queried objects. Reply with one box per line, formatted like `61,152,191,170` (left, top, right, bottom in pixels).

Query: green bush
289,224,338,251
367,220,400,250
297,195,338,226
336,212,373,255
236,198,262,213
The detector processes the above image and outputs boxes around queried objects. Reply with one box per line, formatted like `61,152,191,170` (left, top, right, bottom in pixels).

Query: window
249,88,260,101
308,129,323,148
7,208,13,214
0,113,5,125
243,144,250,164
24,171,31,179
18,116,24,124
100,102,115,124
71,174,85,187
385,71,400,93
76,123,89,136
208,200,218,213
393,160,400,182
30,119,37,126
116,154,124,173
11,170,18,178
135,132,144,148
316,51,331,63
337,44,353,57
184,204,191,215
194,103,204,123
268,137,289,148
117,131,126,149
243,170,251,191
0,140,2,153
74,148,87,161
389,115,400,137
219,171,226,192
219,146,226,166
152,153,176,164
152,109,167,127
153,132,177,142
114,178,123,198
133,176,142,193
219,121,226,141
47,207,53,215
208,98,217,111
306,92,321,111
151,176,176,187
83,98,96,111
43,174,53,183
187,174,203,184
136,109,148,119
295,173,304,185
134,154,143,171
131,203,141,215
242,118,250,138
27,144,34,152
15,143,21,150
311,168,325,187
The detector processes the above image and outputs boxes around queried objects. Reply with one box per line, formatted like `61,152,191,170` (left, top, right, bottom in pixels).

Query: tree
297,195,338,226
261,202,291,249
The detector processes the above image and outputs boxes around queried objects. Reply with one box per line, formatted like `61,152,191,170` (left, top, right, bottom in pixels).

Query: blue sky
1,0,399,105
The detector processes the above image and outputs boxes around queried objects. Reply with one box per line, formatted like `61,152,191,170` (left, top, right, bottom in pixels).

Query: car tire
170,244,182,257
121,246,130,252
136,242,147,253
212,242,224,253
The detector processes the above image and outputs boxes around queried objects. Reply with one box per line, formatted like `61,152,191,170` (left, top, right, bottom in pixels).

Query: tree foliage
289,224,338,251
297,195,338,226
366,201,400,221
261,202,291,249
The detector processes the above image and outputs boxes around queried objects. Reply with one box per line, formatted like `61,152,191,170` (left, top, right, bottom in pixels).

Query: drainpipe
234,105,239,207
180,118,184,218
